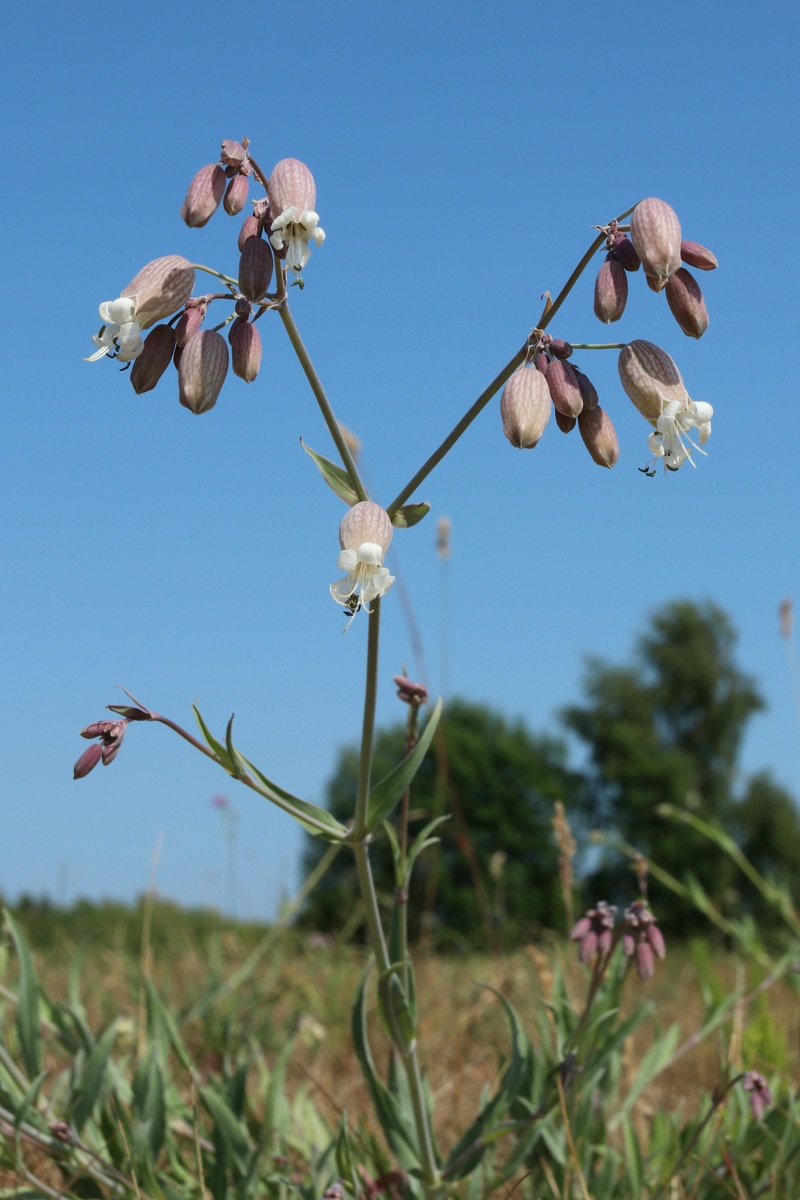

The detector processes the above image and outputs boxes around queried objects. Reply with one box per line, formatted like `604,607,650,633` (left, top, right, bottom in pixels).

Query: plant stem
190,263,239,287
278,305,369,502
388,205,635,514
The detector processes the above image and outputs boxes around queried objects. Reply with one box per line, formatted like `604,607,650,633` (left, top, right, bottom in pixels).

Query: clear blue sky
2,0,798,918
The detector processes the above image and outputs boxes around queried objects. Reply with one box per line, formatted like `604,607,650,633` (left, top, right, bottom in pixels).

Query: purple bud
549,339,573,360
665,267,709,339
178,329,229,414
73,743,103,779
238,237,274,302
570,901,617,965
575,371,599,410
223,174,249,217
546,359,583,418
594,257,628,323
394,675,428,706
578,404,620,468
534,353,549,376
680,240,718,271
220,140,247,168
130,325,176,394
180,164,226,228
229,318,262,383
175,302,207,347
612,233,640,272
635,941,655,982
622,900,665,982
238,214,262,251
742,1071,773,1122
554,409,576,434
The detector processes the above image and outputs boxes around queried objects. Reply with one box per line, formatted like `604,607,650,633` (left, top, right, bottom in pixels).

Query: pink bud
73,743,103,779
220,140,247,168
238,238,273,302
224,174,249,216
534,353,549,375
578,405,619,468
665,267,709,339
554,410,576,434
635,941,655,981
629,198,682,290
178,329,229,414
546,359,583,418
180,164,226,228
499,367,551,449
394,675,428,706
269,158,316,215
238,213,262,251
130,325,177,394
174,301,207,347
229,318,262,383
680,240,718,271
549,339,573,360
339,501,393,555
120,256,195,329
594,257,628,323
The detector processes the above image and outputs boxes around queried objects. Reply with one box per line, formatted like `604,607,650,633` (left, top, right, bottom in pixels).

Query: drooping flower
86,257,195,363
268,158,325,274
85,296,144,362
330,501,394,623
73,719,128,779
618,340,713,472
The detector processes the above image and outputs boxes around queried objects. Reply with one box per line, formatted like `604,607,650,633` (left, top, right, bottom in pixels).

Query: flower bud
180,164,226,228
612,233,640,272
594,256,628,323
229,317,262,383
394,675,428,706
220,139,247,168
178,329,229,414
618,340,688,422
224,173,249,216
549,338,573,360
238,213,262,251
570,901,617,964
575,370,599,410
546,358,583,418
680,240,718,271
174,300,207,347
120,256,195,329
500,367,551,449
269,157,316,215
665,267,709,338
534,353,549,375
554,410,576,434
238,237,273,302
578,405,620,468
73,743,103,778
129,325,176,394
742,1071,773,1122
629,198,682,290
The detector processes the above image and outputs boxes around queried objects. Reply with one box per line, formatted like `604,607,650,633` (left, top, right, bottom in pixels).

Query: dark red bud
238,237,274,302
178,329,229,414
612,234,640,272
223,174,249,216
549,338,573,360
174,304,206,347
180,164,226,228
534,353,549,375
594,257,628,323
130,325,176,394
546,358,583,418
238,214,262,252
74,743,103,779
576,371,599,410
229,318,263,383
554,409,576,434
665,267,709,338
680,240,718,270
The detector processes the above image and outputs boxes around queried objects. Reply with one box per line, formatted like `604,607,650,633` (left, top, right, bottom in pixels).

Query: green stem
353,600,382,839
278,305,368,502
568,343,627,350
190,263,239,287
388,205,636,515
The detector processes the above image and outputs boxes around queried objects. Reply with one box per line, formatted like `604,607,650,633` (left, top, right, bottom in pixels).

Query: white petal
100,297,136,324
356,541,383,566
337,549,358,571
688,401,713,424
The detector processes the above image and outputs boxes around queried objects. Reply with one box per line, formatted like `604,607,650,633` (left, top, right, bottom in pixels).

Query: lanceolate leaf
365,698,443,832
241,755,348,841
3,909,42,1079
301,440,360,506
70,1019,119,1132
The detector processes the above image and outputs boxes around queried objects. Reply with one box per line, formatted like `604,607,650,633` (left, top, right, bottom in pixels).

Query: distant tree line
301,600,800,944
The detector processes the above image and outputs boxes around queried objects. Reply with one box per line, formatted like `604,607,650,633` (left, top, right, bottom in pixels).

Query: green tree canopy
562,599,799,928
301,698,585,948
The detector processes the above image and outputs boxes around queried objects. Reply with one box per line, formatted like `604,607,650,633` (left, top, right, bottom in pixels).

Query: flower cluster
594,199,716,339
621,899,666,981
500,336,619,468
570,901,617,964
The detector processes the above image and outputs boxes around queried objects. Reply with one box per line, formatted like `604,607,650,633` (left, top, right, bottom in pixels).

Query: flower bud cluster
604,199,717,339
73,719,128,779
571,898,666,982
500,335,619,469
180,139,253,229
741,1070,774,1121
570,901,617,964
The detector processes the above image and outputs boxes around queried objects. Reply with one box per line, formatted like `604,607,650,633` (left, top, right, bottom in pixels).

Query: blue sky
2,0,798,918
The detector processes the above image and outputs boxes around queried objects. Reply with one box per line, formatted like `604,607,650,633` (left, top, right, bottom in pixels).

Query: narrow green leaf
200,1084,252,1171
263,1038,294,1140
335,1115,359,1194
70,1019,118,1132
390,502,430,529
145,977,193,1072
621,1114,643,1196
224,715,246,780
13,1070,48,1131
365,698,442,831
242,755,347,841
407,815,450,871
132,1049,166,1159
301,439,360,506
192,705,233,770
3,909,42,1079
612,1023,680,1126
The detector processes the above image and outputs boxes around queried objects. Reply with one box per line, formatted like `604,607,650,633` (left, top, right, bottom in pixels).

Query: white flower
330,501,395,624
269,207,325,274
647,399,713,471
85,296,144,362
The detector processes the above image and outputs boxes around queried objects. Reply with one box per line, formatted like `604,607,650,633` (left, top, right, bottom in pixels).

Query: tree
301,698,585,948
562,599,799,929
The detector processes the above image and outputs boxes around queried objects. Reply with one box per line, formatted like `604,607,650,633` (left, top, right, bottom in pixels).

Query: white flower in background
85,297,144,362
268,158,325,274
330,501,395,624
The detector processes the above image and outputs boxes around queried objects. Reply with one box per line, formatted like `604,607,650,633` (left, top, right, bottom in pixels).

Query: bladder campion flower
86,256,195,363
618,340,713,472
330,501,395,623
268,158,325,274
